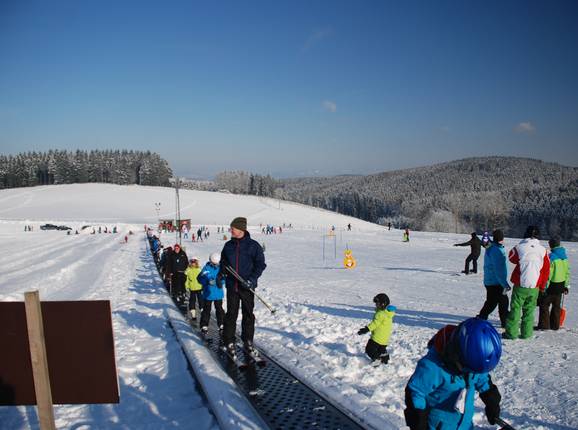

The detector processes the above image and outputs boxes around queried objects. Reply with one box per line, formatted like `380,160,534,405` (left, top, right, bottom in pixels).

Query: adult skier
453,233,482,274
476,229,510,327
221,217,266,355
404,318,502,430
503,226,549,340
170,243,189,305
536,237,570,330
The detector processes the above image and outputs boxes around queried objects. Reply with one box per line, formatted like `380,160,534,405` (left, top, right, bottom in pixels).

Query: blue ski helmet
455,318,502,373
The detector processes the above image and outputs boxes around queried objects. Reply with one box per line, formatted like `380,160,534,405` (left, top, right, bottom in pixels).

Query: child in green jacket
358,293,396,365
537,238,571,330
185,258,203,320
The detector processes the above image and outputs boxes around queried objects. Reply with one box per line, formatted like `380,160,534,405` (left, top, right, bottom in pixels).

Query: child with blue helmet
404,318,503,430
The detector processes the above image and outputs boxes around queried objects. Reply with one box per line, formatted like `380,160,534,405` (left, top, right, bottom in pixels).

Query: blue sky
1,1,577,178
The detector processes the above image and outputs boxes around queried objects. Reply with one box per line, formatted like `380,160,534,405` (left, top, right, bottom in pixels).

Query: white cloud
514,121,536,134
303,27,333,52
322,100,337,113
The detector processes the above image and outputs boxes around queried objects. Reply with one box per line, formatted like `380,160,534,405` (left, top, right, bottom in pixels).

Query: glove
404,407,427,430
243,280,255,291
357,327,369,335
502,285,511,295
480,383,501,425
564,287,569,295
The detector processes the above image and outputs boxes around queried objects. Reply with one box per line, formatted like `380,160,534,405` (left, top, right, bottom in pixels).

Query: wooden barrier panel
0,300,119,405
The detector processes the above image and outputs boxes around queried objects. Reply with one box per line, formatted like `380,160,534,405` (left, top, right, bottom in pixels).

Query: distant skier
404,318,503,430
357,293,396,365
503,226,549,340
536,237,570,331
347,223,352,231
197,253,226,334
476,229,510,327
403,228,410,242
453,232,481,274
185,257,203,320
388,222,392,231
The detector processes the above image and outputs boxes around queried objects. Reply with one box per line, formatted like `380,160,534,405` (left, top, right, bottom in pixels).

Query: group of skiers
149,216,267,357
147,220,571,430
357,224,571,429
453,225,571,339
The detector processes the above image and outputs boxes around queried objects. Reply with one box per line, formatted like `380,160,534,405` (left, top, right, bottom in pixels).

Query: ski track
0,225,219,430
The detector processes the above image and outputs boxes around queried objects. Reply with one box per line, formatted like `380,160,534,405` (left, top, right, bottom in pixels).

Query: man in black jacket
221,217,266,354
454,232,482,275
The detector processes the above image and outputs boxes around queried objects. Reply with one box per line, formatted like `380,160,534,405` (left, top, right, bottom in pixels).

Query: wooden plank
24,291,56,430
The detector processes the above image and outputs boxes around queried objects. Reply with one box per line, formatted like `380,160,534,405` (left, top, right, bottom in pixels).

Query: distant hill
276,157,578,240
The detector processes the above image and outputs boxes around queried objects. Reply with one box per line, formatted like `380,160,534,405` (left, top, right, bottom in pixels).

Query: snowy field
1,184,577,430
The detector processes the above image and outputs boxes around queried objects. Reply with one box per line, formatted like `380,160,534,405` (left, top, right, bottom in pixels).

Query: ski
495,417,516,430
239,346,267,369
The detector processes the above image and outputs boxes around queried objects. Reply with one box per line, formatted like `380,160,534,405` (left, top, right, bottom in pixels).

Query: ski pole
495,417,516,430
224,265,277,314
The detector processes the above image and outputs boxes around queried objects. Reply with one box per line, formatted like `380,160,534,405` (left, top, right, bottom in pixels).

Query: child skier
404,318,503,430
357,293,396,365
197,252,226,334
185,257,203,320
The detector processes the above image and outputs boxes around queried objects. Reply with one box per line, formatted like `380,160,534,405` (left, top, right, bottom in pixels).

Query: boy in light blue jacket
197,253,226,333
405,318,503,430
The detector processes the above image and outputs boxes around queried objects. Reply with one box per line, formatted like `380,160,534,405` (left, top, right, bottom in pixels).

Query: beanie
549,237,561,249
230,217,247,231
492,229,504,243
524,225,540,239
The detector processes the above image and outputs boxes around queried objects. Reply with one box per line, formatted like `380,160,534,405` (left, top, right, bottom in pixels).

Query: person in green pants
503,226,550,340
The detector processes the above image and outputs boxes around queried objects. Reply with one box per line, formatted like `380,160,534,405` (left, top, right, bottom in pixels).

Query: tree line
0,150,172,188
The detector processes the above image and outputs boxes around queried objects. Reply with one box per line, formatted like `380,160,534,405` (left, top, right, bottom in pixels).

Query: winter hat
230,217,247,231
209,252,221,265
492,229,504,243
523,225,540,239
549,237,561,249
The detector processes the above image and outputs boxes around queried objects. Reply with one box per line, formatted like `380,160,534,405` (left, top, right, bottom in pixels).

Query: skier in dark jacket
170,243,189,304
454,233,482,274
221,217,266,355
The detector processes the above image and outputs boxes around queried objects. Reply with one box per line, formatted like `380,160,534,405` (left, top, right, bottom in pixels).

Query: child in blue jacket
404,318,503,430
197,252,225,333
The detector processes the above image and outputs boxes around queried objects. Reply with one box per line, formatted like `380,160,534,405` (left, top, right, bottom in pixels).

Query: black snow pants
200,299,225,329
478,285,510,327
365,338,389,363
223,287,255,345
464,253,479,274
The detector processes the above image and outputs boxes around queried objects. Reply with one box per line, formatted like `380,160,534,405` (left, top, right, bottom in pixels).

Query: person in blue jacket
477,229,510,327
221,217,266,355
404,318,502,430
197,252,226,334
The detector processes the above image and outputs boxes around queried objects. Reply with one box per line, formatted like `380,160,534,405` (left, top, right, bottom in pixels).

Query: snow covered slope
1,184,577,429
